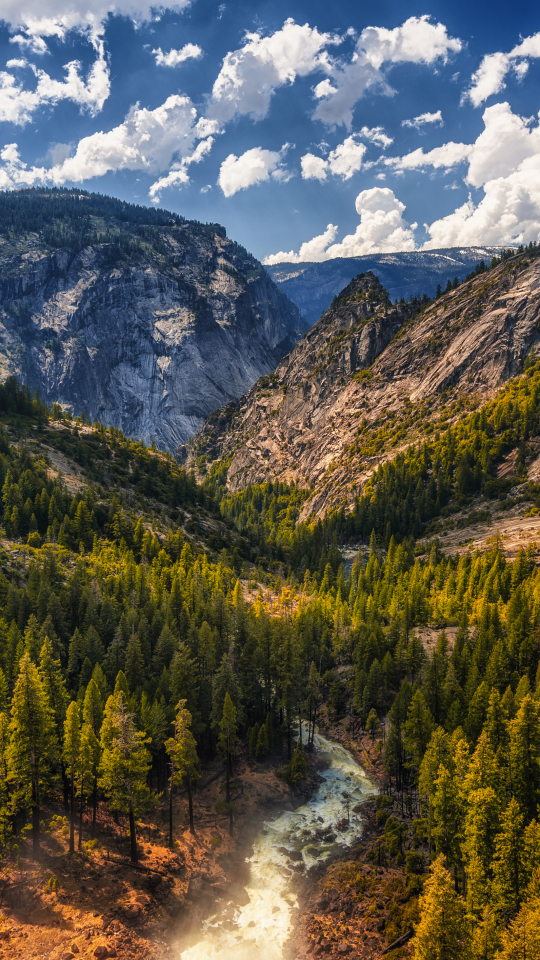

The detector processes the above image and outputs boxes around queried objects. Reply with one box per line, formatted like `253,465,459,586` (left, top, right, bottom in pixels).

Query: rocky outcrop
266,247,504,325
187,252,540,518
0,191,305,451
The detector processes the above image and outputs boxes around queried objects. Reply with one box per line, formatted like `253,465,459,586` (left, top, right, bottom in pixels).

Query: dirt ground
0,745,306,960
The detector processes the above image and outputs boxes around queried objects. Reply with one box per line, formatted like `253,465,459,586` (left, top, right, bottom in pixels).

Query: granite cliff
0,189,305,450
187,250,540,518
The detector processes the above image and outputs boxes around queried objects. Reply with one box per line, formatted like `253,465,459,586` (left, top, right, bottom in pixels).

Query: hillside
188,248,540,521
0,358,538,959
0,189,305,451
266,247,505,325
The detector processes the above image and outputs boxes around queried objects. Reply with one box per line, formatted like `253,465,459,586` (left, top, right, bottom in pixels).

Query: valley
0,191,538,960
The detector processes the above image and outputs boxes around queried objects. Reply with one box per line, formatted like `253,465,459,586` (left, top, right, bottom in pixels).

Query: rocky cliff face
188,252,540,518
266,247,505,325
0,190,305,450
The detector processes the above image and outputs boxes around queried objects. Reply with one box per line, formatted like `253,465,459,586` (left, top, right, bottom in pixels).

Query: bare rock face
0,192,305,451
188,254,540,517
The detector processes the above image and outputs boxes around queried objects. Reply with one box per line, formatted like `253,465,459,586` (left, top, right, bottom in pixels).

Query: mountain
186,248,540,518
266,247,506,325
0,188,305,451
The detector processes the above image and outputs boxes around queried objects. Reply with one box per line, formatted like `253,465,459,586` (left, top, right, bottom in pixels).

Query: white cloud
0,41,110,124
208,18,338,122
314,16,461,127
153,44,203,67
386,141,471,173
466,52,514,107
263,223,338,264
301,127,391,182
218,145,291,197
149,135,214,200
423,104,540,247
326,188,417,256
402,109,443,129
0,94,210,189
263,188,416,264
360,125,393,148
1,1,191,44
466,31,540,106
301,134,367,181
301,153,328,181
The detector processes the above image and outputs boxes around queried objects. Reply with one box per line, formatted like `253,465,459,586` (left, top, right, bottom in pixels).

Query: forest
0,358,538,958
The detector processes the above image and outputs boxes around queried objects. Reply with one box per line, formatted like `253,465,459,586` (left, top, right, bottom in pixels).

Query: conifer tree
78,722,100,843
218,692,237,836
509,695,540,819
7,653,58,859
63,700,81,854
164,699,199,843
492,798,526,915
412,855,469,960
99,692,153,862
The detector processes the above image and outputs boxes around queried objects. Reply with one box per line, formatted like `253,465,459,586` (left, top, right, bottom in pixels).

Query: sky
0,2,540,263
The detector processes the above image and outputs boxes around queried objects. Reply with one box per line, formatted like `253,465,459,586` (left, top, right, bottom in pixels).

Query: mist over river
180,733,377,960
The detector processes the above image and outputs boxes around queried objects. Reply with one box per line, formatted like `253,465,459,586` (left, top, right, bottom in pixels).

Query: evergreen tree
99,692,153,862
63,700,81,855
218,692,237,835
412,855,470,960
7,653,58,859
164,699,199,843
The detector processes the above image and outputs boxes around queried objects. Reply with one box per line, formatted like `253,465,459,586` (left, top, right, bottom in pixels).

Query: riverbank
0,742,323,960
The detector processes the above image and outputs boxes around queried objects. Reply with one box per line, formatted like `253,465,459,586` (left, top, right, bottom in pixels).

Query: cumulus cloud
402,109,443,129
263,188,416,263
152,44,203,67
325,188,417,256
466,31,540,107
389,102,540,187
1,0,191,44
263,223,338,264
0,94,212,190
386,141,471,173
0,42,110,124
314,16,461,128
301,135,367,181
218,145,291,197
423,103,540,247
301,127,392,182
208,18,337,123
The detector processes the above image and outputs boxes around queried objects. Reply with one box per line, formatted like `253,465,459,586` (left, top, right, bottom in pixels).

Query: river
180,732,377,960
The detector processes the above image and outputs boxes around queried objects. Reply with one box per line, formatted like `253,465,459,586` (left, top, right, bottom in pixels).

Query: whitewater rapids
179,732,376,960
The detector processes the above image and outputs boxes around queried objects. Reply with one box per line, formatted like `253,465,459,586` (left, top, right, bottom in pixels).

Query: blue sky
0,1,540,262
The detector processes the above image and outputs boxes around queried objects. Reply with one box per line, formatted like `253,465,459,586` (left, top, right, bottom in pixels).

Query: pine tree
99,692,153,863
7,653,58,860
412,855,470,960
218,692,237,836
492,798,526,915
63,701,81,855
509,695,540,819
82,678,103,735
164,699,199,843
405,689,435,776
496,895,540,959
78,722,100,844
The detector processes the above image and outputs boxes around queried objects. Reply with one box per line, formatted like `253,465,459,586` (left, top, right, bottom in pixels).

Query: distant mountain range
266,248,506,325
